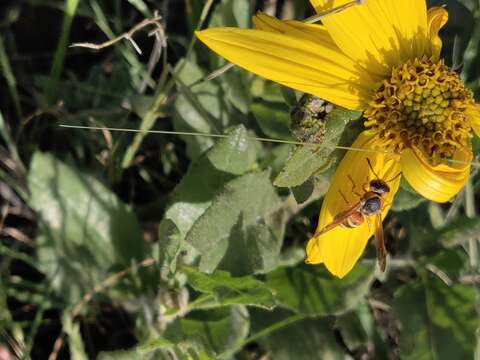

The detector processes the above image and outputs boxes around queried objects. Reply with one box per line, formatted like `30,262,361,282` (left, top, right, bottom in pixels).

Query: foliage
0,0,479,359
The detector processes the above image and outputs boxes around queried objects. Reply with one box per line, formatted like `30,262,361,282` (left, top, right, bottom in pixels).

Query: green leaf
291,178,315,204
393,274,478,359
183,266,276,309
274,108,360,187
165,125,257,238
421,249,466,280
335,310,369,351
254,79,285,102
186,170,283,275
391,185,426,211
251,101,292,140
431,216,480,248
222,69,252,115
157,219,182,274
266,263,375,316
173,58,232,158
336,301,380,354
28,152,144,299
209,0,251,28
164,306,249,356
250,308,344,360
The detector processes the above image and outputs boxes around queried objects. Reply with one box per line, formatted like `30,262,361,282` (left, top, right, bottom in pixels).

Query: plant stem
465,177,478,270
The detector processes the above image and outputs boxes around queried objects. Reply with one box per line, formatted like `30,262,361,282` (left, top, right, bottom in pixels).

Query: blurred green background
1,0,480,358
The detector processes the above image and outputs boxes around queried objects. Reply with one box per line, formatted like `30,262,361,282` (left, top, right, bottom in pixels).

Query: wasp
314,158,401,271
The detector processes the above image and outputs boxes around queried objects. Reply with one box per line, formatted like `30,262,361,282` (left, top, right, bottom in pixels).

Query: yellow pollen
364,57,474,159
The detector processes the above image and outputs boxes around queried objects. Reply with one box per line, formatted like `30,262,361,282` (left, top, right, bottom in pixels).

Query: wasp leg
366,216,372,233
339,189,349,205
363,176,369,193
347,175,362,197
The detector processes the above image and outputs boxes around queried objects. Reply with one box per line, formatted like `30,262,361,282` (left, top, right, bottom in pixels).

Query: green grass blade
120,0,215,168
46,0,80,102
0,35,22,120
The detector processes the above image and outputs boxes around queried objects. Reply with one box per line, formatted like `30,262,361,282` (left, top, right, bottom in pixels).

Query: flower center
364,57,474,160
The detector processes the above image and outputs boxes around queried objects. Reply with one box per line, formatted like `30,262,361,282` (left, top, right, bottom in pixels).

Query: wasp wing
314,201,363,237
374,213,387,272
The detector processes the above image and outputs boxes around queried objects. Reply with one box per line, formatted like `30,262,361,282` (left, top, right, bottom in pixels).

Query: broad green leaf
250,308,344,360
436,216,480,248
157,219,182,274
391,186,425,212
186,170,283,275
209,0,251,29
251,101,292,140
231,0,251,28
254,79,285,103
173,58,233,158
222,69,252,115
266,263,375,316
421,249,466,280
164,125,257,238
274,108,361,187
291,178,315,204
183,266,276,309
163,306,249,357
28,152,144,299
259,143,292,179
335,310,369,351
394,275,478,359
398,205,438,253
405,214,480,251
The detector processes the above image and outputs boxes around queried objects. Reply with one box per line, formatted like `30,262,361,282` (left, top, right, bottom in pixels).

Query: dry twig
70,14,164,55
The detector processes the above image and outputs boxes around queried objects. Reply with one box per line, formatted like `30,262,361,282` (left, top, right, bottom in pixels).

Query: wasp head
369,179,390,196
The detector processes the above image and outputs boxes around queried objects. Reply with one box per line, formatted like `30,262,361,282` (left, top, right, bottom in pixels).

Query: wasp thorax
363,196,382,215
290,95,333,143
364,57,474,161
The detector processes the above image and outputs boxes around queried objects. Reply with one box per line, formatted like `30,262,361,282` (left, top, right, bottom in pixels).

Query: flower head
196,0,480,277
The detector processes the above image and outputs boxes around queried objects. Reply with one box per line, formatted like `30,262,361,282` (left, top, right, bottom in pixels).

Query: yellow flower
196,0,480,278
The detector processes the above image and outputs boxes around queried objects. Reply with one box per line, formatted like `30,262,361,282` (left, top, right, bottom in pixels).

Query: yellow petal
306,131,401,278
427,7,448,60
467,103,480,137
253,12,332,45
309,0,428,76
400,146,471,203
195,27,376,110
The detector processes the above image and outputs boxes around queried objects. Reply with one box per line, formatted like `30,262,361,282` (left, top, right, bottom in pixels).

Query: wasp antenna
366,158,381,179
303,0,364,24
385,171,402,183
